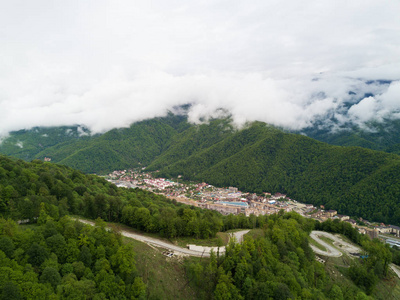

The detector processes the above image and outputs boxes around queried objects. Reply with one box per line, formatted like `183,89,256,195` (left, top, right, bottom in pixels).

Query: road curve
76,218,249,257
309,231,343,257
391,264,400,278
310,231,400,279
310,231,361,258
232,230,250,243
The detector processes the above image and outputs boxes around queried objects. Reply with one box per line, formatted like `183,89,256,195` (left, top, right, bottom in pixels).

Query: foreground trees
0,216,146,299
187,215,393,299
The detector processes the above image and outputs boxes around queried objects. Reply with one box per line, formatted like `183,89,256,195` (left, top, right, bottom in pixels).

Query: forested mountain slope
2,114,400,224
0,155,229,240
0,154,395,299
300,118,400,153
0,114,189,174
0,126,93,161
0,217,146,299
150,121,400,225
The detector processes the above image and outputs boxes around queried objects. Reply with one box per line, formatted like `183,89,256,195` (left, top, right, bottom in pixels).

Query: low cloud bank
0,71,398,137
0,0,399,136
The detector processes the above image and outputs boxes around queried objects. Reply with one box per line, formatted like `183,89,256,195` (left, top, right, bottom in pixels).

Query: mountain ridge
2,114,400,224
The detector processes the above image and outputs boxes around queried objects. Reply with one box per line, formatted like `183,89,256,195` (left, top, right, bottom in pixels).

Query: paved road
310,231,361,257
309,231,343,257
310,231,400,279
233,230,250,243
390,264,400,278
77,218,249,257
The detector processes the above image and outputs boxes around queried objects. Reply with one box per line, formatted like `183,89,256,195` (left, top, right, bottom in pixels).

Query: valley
1,148,400,298
2,115,400,227
2,116,400,298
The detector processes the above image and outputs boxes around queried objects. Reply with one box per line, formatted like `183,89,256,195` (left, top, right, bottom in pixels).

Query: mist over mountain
0,1,399,137
2,114,400,226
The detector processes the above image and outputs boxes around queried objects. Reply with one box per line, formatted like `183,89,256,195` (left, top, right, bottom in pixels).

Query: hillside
2,115,400,225
0,114,189,174
0,217,147,299
148,121,400,225
1,154,399,298
0,126,93,161
300,118,400,153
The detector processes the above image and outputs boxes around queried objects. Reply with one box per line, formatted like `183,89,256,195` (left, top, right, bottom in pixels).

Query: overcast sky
0,0,399,136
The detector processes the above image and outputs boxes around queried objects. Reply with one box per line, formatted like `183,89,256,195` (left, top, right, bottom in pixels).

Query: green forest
1,154,400,299
186,214,395,299
0,217,146,299
149,120,400,225
300,118,400,155
2,114,400,226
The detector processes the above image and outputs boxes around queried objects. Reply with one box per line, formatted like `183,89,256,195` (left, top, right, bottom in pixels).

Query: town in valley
106,168,400,247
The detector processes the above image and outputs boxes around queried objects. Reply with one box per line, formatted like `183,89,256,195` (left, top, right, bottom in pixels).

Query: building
198,203,242,215
326,210,337,217
336,214,349,221
386,239,400,248
346,219,357,227
358,227,378,239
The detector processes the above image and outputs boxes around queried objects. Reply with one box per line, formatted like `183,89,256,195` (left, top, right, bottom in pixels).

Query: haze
1,0,399,136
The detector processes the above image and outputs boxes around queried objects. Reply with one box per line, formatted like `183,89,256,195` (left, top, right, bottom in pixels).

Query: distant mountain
300,118,400,154
0,114,189,173
0,125,92,161
2,113,400,224
148,120,400,225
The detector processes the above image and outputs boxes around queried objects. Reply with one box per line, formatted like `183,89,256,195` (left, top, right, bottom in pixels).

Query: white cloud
348,96,378,123
380,81,400,112
347,81,400,125
0,0,399,137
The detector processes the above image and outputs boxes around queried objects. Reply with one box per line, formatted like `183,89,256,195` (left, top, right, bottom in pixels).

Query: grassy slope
124,238,203,300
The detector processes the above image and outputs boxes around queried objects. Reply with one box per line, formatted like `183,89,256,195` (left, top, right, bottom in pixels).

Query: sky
0,0,400,137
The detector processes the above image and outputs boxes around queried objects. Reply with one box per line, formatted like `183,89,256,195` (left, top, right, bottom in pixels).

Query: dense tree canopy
2,115,400,225
186,213,386,299
0,155,235,240
149,121,400,225
0,154,397,299
0,216,146,299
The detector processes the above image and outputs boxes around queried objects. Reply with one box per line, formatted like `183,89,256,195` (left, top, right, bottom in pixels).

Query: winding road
309,231,360,257
309,230,400,279
77,218,249,257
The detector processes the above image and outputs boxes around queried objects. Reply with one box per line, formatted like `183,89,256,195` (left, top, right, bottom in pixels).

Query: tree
110,244,136,280
0,236,15,258
329,284,344,300
274,283,294,300
214,270,243,300
79,245,92,267
27,243,49,267
1,281,23,300
40,267,61,288
46,233,67,262
128,277,146,300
